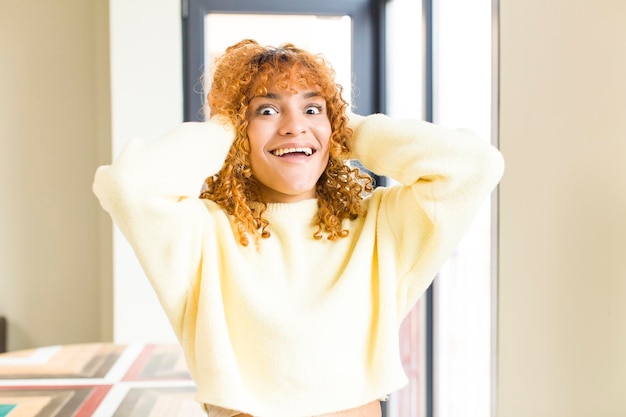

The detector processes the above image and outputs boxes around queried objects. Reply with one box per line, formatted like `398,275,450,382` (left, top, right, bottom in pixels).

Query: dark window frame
181,0,386,122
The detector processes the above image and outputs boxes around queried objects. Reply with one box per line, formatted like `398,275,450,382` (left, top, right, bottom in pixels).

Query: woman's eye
305,105,323,115
257,106,277,116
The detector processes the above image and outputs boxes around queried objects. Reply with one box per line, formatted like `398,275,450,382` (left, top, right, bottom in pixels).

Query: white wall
498,0,626,415
108,0,182,342
0,0,111,350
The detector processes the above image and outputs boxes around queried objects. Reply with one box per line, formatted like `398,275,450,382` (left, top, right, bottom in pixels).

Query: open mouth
271,147,314,157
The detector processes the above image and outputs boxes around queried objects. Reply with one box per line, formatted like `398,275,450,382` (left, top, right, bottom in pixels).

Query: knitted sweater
93,113,504,417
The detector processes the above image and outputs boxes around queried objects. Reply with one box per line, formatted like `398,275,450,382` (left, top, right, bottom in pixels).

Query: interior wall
108,0,182,343
0,0,112,350
498,0,626,416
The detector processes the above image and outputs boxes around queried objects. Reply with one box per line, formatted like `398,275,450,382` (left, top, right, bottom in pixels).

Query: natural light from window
204,14,352,106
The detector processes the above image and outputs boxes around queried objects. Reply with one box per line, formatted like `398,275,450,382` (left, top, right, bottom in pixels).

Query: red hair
200,39,372,246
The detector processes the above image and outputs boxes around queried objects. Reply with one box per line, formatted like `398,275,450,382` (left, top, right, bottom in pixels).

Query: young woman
93,39,504,417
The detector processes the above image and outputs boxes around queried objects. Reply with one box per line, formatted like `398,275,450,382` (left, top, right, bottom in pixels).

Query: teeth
272,147,313,156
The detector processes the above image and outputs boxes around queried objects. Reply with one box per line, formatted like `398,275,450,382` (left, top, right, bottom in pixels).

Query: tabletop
0,342,206,417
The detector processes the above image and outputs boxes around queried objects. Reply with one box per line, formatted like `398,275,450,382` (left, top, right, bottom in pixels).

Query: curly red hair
200,39,372,246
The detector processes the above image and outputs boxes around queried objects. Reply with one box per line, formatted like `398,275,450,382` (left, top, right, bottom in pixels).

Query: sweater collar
264,198,319,220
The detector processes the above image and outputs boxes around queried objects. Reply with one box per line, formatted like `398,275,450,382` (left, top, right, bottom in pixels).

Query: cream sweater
93,113,504,417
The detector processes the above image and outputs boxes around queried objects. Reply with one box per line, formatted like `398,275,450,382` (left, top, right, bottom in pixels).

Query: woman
93,39,504,417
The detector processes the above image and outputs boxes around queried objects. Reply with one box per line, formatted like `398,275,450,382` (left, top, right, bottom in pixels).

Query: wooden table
0,343,206,417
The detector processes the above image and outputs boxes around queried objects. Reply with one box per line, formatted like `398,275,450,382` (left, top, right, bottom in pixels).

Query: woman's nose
278,110,306,136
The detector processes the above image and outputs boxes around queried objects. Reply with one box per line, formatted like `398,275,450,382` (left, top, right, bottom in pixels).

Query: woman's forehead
251,77,322,98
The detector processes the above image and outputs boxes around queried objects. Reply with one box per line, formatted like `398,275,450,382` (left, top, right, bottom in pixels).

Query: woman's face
246,85,332,203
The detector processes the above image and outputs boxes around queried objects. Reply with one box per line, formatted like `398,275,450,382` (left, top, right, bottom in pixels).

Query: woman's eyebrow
302,91,323,99
254,91,323,100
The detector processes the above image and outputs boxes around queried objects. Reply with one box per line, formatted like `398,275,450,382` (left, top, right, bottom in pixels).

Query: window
182,0,385,121
203,13,352,106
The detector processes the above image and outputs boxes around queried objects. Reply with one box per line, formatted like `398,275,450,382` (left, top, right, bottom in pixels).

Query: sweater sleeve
92,120,235,333
348,112,505,317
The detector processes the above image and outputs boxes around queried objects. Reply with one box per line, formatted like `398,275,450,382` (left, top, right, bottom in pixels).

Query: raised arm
347,112,504,315
93,120,234,331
